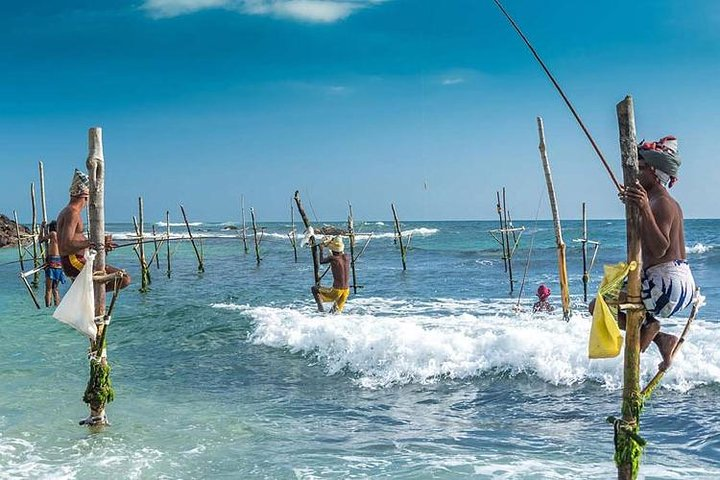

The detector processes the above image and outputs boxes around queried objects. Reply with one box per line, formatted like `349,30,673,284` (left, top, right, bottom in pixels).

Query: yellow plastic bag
588,261,636,359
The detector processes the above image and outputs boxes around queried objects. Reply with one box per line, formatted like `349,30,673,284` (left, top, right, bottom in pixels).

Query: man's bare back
327,253,350,289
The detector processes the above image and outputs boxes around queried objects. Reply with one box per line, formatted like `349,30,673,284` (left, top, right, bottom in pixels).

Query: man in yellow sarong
311,236,350,313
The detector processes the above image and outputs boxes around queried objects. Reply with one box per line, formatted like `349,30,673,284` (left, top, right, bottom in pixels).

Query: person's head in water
537,284,551,301
328,236,344,255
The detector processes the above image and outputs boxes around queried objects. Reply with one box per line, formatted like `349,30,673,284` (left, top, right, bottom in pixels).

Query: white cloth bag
53,251,97,340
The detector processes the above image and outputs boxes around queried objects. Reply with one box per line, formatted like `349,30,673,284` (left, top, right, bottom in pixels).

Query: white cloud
143,0,385,23
441,77,465,86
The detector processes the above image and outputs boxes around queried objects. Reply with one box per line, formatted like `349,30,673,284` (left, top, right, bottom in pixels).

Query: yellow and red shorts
61,253,86,278
317,287,350,313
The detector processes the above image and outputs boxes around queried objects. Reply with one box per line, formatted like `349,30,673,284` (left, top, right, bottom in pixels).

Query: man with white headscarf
621,135,695,371
57,168,131,290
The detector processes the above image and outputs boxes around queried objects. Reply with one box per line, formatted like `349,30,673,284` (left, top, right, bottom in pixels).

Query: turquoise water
1,220,719,479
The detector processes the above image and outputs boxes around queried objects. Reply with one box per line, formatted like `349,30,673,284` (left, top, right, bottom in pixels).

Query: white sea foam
212,297,719,391
155,221,202,227
687,243,714,254
110,231,239,241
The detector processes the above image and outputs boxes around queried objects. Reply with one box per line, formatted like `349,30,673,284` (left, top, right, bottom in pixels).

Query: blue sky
2,0,719,223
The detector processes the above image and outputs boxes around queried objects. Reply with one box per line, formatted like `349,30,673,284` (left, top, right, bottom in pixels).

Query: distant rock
222,225,239,230
0,213,31,248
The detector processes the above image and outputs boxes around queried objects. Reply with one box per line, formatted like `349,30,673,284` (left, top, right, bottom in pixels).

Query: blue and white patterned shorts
642,260,695,318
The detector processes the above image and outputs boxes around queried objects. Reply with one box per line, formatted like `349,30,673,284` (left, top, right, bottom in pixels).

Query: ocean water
1,219,719,479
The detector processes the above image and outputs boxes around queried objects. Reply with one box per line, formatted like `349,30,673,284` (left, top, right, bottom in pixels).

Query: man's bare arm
57,214,90,254
625,183,673,258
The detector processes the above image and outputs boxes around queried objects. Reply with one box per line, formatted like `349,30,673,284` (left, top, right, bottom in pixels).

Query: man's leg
311,286,325,312
105,264,131,291
639,313,660,352
654,331,679,371
44,277,52,307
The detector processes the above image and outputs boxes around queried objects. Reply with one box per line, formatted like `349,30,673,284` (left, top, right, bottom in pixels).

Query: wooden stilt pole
138,197,150,292
614,96,644,480
179,204,204,272
290,200,298,263
38,161,48,260
30,183,40,288
502,188,514,294
13,210,25,272
83,126,113,427
581,202,589,303
537,117,571,320
348,202,358,293
391,203,407,271
165,211,171,278
496,191,508,273
294,191,320,286
251,207,261,265
241,195,249,254
152,225,160,269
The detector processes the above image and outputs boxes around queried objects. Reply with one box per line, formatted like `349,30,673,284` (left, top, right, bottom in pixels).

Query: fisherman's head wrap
638,136,681,188
328,236,345,253
69,169,90,197
537,284,551,300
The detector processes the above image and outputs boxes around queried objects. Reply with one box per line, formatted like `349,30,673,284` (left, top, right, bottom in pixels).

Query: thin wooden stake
241,195,249,254
502,188,514,294
290,200,298,262
251,207,261,265
152,225,160,269
138,197,150,291
391,203,407,271
38,161,48,260
30,183,40,288
348,202,358,294
537,117,571,320
581,202,589,302
294,191,321,286
13,210,25,272
179,204,204,273
496,191,508,273
166,211,171,278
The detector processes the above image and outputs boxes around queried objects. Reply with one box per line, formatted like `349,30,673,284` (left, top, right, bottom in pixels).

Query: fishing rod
491,0,622,192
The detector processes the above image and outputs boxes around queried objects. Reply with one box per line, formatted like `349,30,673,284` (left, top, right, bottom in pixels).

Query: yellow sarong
317,287,350,313
588,261,636,359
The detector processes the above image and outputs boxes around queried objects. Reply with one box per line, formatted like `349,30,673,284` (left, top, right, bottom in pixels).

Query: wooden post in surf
138,197,150,292
30,183,40,287
348,202,358,293
241,195,249,254
581,203,589,302
13,210,25,271
496,191,508,273
537,117,570,320
152,224,160,269
614,96,644,480
250,207,261,265
502,188,514,294
294,190,321,286
290,200,298,263
179,204,204,272
84,127,113,426
391,203,407,271
165,211,171,278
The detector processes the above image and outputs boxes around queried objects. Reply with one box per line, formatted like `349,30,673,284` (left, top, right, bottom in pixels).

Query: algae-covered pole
581,202,589,302
537,117,571,320
166,210,171,278
30,183,40,288
179,204,204,272
294,190,320,285
496,191,508,273
502,188,514,294
348,202,358,294
391,203,407,271
250,207,261,265
138,197,150,291
615,96,644,480
241,195,249,254
290,200,298,263
84,126,112,426
13,210,25,272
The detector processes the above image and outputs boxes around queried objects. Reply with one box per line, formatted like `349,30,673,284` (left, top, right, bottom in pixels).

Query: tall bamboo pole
537,117,571,320
30,183,40,287
84,127,112,426
614,96,644,480
294,191,320,285
166,211,171,278
348,202,358,293
496,191,508,273
391,203,407,271
13,210,25,271
38,161,48,260
251,207,261,265
290,200,298,263
241,195,249,254
179,204,204,272
581,202,589,302
138,197,150,291
502,188,514,294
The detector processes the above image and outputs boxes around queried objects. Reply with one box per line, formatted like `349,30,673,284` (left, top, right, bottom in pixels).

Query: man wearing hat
621,135,695,371
311,235,350,313
57,168,131,290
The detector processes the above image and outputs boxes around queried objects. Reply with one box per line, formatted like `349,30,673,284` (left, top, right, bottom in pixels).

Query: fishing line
515,191,545,309
491,0,622,192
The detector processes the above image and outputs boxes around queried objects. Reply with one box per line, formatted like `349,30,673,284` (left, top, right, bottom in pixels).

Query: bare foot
654,332,679,371
640,320,660,352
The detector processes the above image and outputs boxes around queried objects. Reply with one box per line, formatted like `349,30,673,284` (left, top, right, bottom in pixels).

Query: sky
1,0,719,223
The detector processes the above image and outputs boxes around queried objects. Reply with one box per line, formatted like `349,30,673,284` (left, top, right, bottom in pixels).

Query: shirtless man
621,136,695,370
38,220,65,307
311,236,350,313
57,169,131,290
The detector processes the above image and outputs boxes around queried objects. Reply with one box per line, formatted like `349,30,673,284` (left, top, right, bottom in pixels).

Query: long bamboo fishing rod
492,0,622,192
